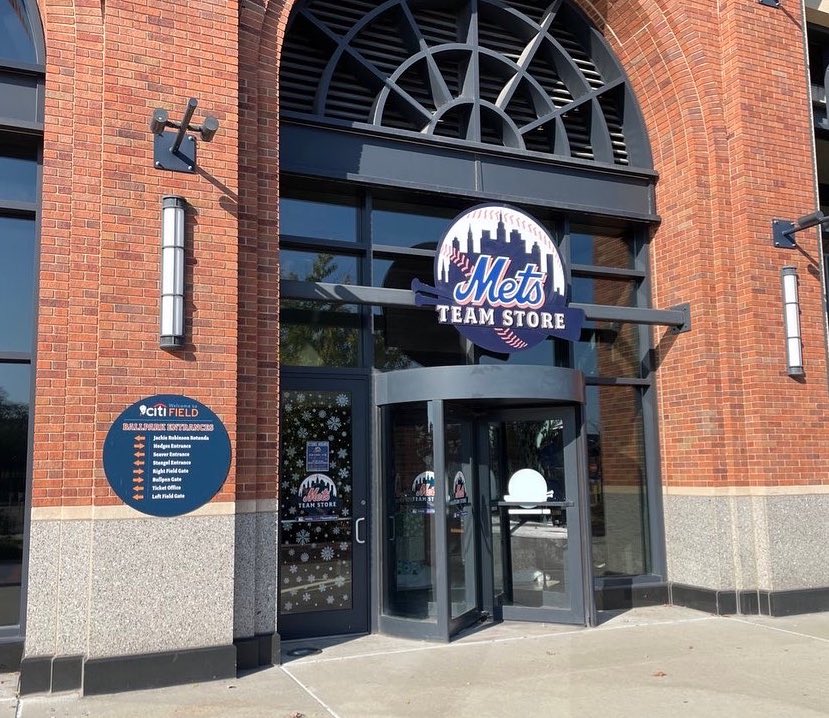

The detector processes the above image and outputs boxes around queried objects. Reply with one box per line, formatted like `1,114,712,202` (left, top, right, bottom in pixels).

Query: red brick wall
33,0,827,512
581,0,824,490
34,0,240,507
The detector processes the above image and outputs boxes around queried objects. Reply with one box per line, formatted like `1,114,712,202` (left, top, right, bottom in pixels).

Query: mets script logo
298,474,338,508
413,205,584,353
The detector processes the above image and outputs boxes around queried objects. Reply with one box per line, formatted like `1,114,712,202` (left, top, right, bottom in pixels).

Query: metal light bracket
772,219,797,249
758,0,780,7
773,211,829,249
150,98,219,173
669,302,691,334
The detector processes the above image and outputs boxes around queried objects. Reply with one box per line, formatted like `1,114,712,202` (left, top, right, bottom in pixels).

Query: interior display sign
103,395,232,517
413,205,584,353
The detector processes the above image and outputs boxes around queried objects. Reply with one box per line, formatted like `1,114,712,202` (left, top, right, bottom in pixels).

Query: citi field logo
413,205,584,353
138,402,199,418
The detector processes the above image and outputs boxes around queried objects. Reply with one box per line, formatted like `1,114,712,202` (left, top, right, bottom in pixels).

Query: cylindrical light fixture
781,266,804,377
160,196,186,348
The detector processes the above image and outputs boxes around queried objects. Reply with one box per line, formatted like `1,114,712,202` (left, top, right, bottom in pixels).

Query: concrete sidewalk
12,606,829,717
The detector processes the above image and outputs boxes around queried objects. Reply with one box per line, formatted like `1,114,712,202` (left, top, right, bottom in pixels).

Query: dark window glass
280,300,360,368
586,385,649,577
0,362,29,626
0,136,37,203
372,255,432,289
0,216,35,353
571,277,638,307
573,321,641,378
383,401,436,621
281,250,359,285
0,0,37,64
570,228,635,269
373,307,466,371
280,194,359,243
477,338,560,367
372,201,457,250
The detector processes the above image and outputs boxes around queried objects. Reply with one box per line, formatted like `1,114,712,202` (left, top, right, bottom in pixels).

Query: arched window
0,0,38,63
281,0,651,167
0,0,44,633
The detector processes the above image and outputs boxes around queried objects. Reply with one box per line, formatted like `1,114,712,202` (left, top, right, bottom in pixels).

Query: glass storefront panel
280,301,361,368
281,250,359,285
279,390,355,615
586,385,649,577
0,362,29,626
372,255,432,289
384,402,437,620
372,201,457,250
570,227,635,269
0,216,35,353
373,307,466,371
444,407,476,619
0,137,37,203
571,276,638,307
280,193,359,243
573,321,641,378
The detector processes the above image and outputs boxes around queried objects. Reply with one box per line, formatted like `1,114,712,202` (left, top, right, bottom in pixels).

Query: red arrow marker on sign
133,494,144,501
134,460,144,467
134,435,146,441
134,451,145,458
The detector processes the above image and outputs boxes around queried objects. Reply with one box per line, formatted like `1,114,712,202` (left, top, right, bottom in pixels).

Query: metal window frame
0,0,46,641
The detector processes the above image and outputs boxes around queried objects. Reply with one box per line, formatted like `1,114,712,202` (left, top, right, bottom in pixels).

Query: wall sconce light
772,210,829,248
149,98,220,173
161,196,186,349
781,266,804,378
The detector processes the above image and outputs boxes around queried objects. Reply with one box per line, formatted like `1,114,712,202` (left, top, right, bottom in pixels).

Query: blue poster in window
306,441,330,472
103,395,232,517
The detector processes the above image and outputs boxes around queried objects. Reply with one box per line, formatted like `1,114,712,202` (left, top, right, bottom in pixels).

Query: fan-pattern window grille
281,0,649,167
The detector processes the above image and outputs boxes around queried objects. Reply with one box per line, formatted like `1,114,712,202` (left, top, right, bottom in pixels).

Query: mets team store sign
413,205,584,353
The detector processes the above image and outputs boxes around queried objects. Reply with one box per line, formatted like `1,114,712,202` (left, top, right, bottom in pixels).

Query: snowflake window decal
281,0,651,167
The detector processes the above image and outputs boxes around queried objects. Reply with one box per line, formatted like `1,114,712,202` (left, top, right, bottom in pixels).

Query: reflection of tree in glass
0,388,27,558
281,253,359,367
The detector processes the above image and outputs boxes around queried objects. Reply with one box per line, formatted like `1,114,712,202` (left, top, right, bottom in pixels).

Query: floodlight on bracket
772,211,829,249
149,98,220,173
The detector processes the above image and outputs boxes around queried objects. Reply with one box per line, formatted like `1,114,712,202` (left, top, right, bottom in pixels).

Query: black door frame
278,371,371,640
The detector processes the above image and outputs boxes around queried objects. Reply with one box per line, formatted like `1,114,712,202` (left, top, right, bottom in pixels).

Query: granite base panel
670,583,829,617
20,634,280,696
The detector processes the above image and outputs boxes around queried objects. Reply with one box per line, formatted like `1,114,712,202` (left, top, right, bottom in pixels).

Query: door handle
355,517,366,545
388,516,396,541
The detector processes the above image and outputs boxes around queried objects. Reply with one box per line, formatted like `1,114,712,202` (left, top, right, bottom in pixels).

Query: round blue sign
103,395,231,517
412,204,584,353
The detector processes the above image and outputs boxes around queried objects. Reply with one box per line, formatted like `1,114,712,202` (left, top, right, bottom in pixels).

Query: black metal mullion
0,202,37,217
570,263,645,280
399,2,453,107
0,354,32,364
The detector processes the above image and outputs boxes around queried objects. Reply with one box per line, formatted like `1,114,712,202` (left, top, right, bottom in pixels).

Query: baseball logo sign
412,205,584,353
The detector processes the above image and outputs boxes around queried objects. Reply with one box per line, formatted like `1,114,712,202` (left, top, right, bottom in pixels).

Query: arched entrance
277,0,674,641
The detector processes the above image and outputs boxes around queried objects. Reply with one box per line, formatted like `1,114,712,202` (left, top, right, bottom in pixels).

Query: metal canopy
281,280,689,330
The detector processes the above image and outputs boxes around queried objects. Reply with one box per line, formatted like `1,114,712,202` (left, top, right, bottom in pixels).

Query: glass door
278,375,370,639
487,407,586,624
